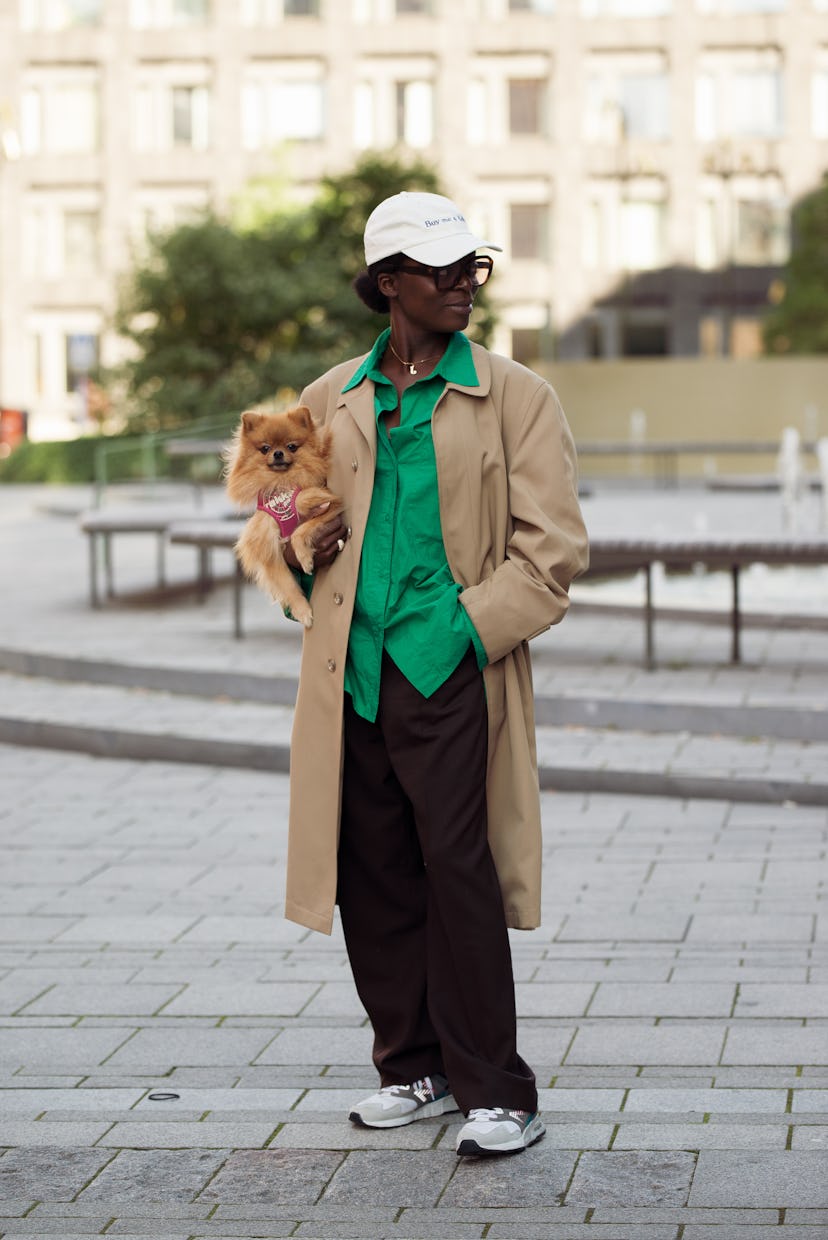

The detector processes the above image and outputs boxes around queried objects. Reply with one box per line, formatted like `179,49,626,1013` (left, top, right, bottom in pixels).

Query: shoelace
382,1076,434,1099
467,1107,529,1123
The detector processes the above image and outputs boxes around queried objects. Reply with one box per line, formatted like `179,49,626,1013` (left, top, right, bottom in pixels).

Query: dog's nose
272,449,284,462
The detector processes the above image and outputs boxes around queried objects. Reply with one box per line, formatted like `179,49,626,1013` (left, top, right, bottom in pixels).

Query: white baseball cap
364,191,502,268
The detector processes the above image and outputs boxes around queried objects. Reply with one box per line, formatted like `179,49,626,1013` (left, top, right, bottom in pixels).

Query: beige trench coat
285,341,589,935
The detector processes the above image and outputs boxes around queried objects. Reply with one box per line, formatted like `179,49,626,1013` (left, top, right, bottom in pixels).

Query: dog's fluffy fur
224,403,343,628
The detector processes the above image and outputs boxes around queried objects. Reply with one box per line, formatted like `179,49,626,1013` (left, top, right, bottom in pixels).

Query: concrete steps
2,660,827,807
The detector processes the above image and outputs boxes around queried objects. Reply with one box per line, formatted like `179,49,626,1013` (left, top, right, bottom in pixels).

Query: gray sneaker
349,1074,458,1129
456,1107,546,1155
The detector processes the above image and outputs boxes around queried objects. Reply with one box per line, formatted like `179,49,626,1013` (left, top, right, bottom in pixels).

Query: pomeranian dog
225,403,343,628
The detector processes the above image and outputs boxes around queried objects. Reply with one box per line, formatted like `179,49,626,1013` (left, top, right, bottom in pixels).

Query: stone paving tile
790,1126,828,1149
623,1088,789,1112
103,1028,278,1068
688,1150,828,1207
131,1087,302,1113
514,982,595,1016
159,980,319,1017
19,984,183,1017
612,1122,789,1149
270,1120,451,1150
589,982,736,1017
251,1026,374,1066
0,1120,114,1146
565,1023,726,1065
0,1027,133,1069
198,1149,344,1206
78,1148,229,1203
566,1151,696,1206
0,1088,145,1114
0,1148,116,1200
320,1150,458,1207
97,1120,277,1147
721,1027,828,1065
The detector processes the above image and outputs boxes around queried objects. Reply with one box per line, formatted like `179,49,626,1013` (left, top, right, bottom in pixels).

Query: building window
172,86,210,148
509,78,546,136
510,202,549,260
733,199,789,264
21,78,100,155
242,76,325,147
697,0,783,9
133,72,211,152
395,80,433,146
129,0,209,27
696,57,783,140
585,63,670,140
241,0,321,19
63,210,100,275
620,314,668,356
65,332,99,395
509,0,555,12
582,0,671,15
20,0,102,29
814,69,828,138
353,62,435,148
620,198,666,269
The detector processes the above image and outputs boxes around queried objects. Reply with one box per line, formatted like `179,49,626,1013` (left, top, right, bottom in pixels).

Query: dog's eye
286,442,298,453
258,444,270,455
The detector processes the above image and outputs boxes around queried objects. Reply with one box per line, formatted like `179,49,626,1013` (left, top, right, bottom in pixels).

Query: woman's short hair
352,253,404,314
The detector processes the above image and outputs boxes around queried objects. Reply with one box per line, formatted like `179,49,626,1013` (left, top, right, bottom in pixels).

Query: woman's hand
282,503,349,571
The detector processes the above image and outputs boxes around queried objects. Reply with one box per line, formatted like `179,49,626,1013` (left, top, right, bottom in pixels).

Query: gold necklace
388,339,442,376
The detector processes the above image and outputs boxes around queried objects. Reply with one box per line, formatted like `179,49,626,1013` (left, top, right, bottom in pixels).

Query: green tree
113,152,495,433
763,173,828,355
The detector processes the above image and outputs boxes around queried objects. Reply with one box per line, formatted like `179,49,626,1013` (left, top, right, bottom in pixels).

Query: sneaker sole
349,1094,459,1129
456,1117,546,1156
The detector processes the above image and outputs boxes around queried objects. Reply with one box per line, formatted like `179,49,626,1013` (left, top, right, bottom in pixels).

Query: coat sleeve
459,379,589,665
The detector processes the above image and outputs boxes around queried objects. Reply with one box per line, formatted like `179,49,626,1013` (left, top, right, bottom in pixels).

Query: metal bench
586,534,828,668
79,504,238,609
79,507,186,608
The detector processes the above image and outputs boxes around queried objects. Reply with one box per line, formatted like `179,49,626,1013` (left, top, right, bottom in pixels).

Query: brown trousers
337,650,537,1115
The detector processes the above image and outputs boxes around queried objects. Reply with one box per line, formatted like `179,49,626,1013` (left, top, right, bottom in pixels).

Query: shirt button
327,659,336,672
333,592,343,605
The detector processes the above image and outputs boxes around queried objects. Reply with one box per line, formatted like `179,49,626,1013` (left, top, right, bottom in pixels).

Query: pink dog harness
257,488,301,539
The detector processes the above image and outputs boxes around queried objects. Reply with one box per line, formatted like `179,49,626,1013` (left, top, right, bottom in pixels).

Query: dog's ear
241,410,263,435
288,405,314,432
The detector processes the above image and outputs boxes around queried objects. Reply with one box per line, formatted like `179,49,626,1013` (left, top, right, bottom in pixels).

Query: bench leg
103,533,114,598
88,534,100,608
730,564,741,664
644,563,655,670
196,548,211,602
156,533,166,589
233,561,244,639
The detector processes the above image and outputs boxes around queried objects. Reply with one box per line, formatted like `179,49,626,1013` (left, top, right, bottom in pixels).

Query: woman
282,191,588,1156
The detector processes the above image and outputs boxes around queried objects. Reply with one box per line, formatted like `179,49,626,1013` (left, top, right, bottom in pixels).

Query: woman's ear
377,271,399,300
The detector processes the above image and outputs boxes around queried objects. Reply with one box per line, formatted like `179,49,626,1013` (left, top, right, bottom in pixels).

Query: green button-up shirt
341,328,487,722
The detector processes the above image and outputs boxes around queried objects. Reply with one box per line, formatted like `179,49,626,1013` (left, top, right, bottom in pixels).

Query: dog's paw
293,598,313,628
295,547,316,575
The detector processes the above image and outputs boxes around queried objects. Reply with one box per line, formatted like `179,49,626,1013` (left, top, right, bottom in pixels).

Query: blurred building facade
0,0,826,440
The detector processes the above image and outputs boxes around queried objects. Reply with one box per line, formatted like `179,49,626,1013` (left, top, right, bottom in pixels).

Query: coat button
333,592,343,605
327,658,336,672
351,459,358,471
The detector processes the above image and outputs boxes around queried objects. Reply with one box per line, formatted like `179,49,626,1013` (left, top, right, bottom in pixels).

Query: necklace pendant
408,363,417,375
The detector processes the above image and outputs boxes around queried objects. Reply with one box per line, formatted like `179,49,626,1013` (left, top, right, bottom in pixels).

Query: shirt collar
342,328,479,393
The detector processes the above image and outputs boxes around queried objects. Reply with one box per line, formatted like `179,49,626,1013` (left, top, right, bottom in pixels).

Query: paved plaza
0,482,826,1238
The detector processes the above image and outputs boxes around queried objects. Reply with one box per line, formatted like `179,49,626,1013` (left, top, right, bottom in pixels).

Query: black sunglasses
396,255,494,291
